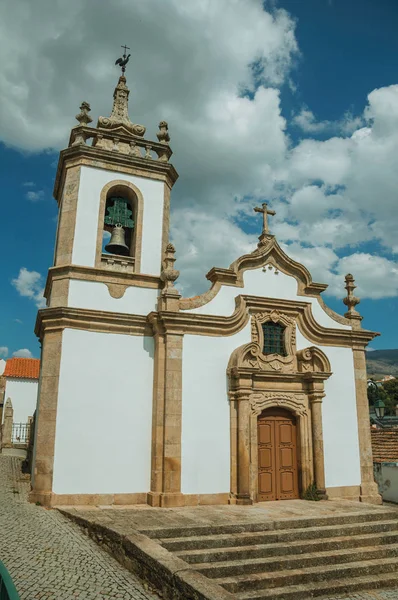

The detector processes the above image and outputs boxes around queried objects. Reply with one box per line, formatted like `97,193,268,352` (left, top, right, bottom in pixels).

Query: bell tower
50,64,178,311
30,53,179,506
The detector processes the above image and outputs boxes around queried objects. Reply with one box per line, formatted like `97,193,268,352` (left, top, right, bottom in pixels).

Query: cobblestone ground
0,455,159,600
325,592,398,600
2,455,398,600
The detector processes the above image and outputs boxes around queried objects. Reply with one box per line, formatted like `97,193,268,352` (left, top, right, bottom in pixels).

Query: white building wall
181,323,251,495
296,330,361,489
374,464,398,503
72,167,165,275
4,379,38,424
52,328,154,495
68,280,158,315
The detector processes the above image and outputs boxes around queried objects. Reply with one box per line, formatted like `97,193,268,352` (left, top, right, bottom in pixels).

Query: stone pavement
0,455,159,600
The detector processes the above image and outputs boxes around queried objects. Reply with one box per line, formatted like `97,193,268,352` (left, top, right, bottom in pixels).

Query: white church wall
52,328,154,495
3,379,38,425
72,167,164,275
181,323,251,495
296,329,361,489
68,280,158,315
188,268,350,331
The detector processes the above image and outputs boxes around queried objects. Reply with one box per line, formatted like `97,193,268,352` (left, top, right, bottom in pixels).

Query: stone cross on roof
254,202,276,235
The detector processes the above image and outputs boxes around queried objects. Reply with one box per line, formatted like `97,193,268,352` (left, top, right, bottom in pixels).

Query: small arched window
262,322,287,356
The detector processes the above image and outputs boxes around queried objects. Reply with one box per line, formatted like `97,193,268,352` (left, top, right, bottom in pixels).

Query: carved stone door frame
250,393,311,502
228,310,332,505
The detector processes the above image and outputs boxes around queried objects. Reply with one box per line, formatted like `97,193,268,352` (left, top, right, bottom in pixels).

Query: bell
105,224,129,256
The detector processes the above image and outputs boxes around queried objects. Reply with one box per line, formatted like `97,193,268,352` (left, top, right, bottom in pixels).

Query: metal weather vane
115,44,131,75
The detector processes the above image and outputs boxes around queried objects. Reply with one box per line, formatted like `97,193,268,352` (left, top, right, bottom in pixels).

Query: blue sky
0,0,397,359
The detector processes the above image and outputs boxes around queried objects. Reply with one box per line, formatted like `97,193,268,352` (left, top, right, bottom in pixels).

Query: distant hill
366,349,398,379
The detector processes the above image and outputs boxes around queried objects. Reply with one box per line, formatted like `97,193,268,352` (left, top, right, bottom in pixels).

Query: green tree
368,381,391,415
383,379,398,415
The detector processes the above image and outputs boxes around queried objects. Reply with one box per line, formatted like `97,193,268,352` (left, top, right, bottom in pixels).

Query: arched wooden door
257,408,299,501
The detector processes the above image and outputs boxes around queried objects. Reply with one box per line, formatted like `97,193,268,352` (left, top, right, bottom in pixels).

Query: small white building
3,358,40,430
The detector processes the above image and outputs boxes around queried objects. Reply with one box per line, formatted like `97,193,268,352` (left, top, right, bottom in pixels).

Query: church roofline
178,235,377,336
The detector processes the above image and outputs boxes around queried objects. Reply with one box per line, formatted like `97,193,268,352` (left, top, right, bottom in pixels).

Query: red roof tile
371,429,398,463
4,358,40,380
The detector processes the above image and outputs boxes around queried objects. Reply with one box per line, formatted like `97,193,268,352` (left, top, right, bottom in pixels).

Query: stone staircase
148,508,398,599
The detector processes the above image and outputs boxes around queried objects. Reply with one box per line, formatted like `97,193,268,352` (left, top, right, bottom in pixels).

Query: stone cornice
35,293,378,348
180,236,354,331
44,264,161,300
229,368,333,384
53,144,179,203
35,306,151,340
151,295,379,348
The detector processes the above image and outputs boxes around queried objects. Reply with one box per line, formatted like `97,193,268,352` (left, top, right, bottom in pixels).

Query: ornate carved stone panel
244,310,297,373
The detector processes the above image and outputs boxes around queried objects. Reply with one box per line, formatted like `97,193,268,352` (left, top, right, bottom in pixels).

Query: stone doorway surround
228,309,332,504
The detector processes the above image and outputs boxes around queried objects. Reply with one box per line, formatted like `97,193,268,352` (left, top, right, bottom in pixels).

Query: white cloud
11,267,46,308
23,181,35,187
0,1,396,303
0,0,298,152
12,348,33,358
292,108,363,136
0,347,8,358
26,189,44,201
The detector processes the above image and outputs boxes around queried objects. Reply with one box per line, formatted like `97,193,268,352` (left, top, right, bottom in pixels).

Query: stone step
216,556,398,593
193,542,398,578
178,529,398,564
144,509,394,540
161,518,398,552
236,571,398,600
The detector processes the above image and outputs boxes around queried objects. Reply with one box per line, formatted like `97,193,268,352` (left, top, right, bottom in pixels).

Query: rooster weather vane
115,44,131,74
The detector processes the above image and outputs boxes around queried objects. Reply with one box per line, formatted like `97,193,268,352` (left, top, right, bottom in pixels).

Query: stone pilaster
148,328,184,508
147,331,166,507
236,389,253,505
353,345,382,504
30,330,63,506
160,333,184,507
2,398,13,449
308,390,327,499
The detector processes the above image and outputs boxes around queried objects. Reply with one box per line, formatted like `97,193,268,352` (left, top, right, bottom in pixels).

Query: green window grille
262,321,287,356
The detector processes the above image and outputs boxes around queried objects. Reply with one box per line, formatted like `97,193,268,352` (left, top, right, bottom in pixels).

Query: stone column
148,331,166,507
160,333,184,507
0,375,5,424
309,391,327,499
236,389,252,505
30,330,63,506
353,345,382,504
2,398,13,449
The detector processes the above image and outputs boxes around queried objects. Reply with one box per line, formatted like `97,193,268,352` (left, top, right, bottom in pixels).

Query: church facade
30,72,381,507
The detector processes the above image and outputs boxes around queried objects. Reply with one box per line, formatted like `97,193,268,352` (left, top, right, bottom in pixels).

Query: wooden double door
257,408,299,501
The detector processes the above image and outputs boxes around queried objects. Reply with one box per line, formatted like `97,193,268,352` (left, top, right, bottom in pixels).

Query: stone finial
97,75,146,137
343,273,362,327
75,101,93,126
157,121,170,144
160,243,180,293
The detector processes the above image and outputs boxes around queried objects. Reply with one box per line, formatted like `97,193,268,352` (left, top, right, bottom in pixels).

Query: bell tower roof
97,75,147,138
